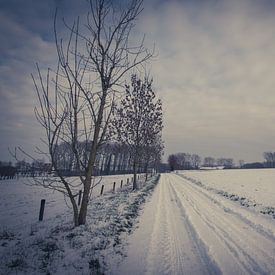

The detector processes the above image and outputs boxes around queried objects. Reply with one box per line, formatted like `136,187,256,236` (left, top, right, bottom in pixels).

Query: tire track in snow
170,173,275,274
165,175,221,275
176,173,275,242
145,177,173,274
145,174,220,275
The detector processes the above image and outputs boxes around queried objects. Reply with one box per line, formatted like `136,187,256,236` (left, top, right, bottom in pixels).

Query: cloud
1,0,275,163
0,12,56,161
138,0,275,161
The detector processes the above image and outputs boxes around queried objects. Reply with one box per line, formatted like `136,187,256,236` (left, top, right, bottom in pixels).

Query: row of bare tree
12,0,163,227
263,152,275,168
53,138,162,177
0,162,17,179
168,153,234,171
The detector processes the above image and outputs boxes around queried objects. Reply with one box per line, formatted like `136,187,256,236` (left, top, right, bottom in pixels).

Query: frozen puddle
111,174,275,274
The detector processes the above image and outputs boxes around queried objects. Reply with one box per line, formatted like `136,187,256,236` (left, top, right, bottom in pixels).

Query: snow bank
180,169,275,219
0,175,160,274
0,174,140,231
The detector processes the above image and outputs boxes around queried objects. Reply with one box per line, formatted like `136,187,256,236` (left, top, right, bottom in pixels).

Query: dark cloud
1,0,275,163
0,0,56,41
140,0,275,161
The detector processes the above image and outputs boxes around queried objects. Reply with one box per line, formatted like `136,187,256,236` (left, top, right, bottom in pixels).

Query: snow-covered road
113,173,275,275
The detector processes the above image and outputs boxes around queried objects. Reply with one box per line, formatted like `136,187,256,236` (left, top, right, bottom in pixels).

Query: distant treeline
0,141,161,179
167,151,275,171
52,141,161,176
168,153,234,171
0,160,51,179
0,163,17,179
240,151,275,169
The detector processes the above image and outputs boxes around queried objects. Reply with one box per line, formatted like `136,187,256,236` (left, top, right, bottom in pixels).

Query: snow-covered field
0,174,141,231
1,169,275,274
180,169,275,217
0,174,158,274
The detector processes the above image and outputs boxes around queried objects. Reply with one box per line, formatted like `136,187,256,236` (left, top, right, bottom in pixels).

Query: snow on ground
114,173,275,275
0,173,156,274
2,170,275,274
179,169,275,218
0,174,140,232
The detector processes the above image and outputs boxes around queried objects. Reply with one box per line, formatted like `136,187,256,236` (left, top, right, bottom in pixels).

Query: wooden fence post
39,199,46,221
113,182,116,192
100,185,104,195
78,190,82,206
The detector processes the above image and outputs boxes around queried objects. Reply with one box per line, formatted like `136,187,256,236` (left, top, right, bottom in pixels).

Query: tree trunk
78,92,107,225
133,153,138,190
144,160,149,181
73,204,79,227
78,142,98,225
113,153,118,173
105,154,112,175
100,154,105,175
117,153,122,173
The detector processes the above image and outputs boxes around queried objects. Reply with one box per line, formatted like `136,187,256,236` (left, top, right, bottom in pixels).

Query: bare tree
30,0,153,226
217,158,234,168
190,154,201,169
168,154,178,171
176,153,192,169
239,160,244,168
112,74,163,189
203,157,216,167
263,152,275,168
142,134,164,179
169,153,200,170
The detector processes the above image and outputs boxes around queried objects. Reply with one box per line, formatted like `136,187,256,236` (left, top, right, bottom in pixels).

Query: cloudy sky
1,0,275,164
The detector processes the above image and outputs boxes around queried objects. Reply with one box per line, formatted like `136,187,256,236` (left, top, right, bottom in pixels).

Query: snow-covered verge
0,174,141,231
0,175,160,275
179,169,275,219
